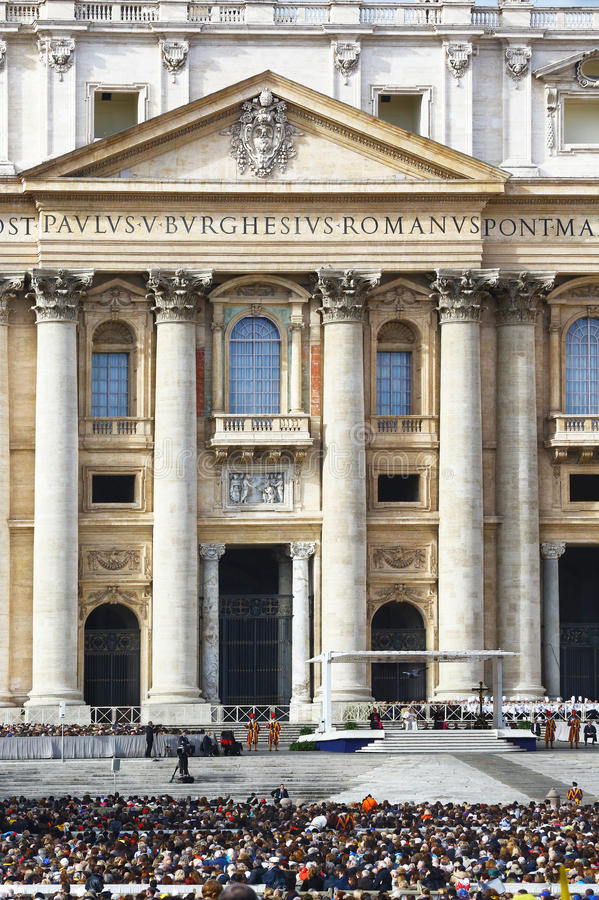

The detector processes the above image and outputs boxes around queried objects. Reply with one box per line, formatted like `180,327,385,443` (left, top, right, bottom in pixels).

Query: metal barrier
211,704,290,723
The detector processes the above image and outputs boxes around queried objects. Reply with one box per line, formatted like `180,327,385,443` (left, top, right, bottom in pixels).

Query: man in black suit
177,731,192,776
270,783,289,802
145,721,156,758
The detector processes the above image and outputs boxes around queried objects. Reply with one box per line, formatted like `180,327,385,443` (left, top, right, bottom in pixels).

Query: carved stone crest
369,583,437,621
87,548,141,572
446,43,472,80
334,42,360,85
38,38,75,81
372,547,426,570
225,89,301,178
161,40,188,82
505,47,531,82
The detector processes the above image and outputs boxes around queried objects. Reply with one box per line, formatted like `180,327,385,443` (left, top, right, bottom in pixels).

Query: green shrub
289,740,317,751
299,727,313,736
517,720,532,729
343,721,358,730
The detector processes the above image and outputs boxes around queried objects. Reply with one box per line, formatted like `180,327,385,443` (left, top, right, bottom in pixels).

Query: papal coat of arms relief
224,88,302,178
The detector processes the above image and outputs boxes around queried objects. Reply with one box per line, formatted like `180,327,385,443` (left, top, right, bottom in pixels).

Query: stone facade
0,8,599,719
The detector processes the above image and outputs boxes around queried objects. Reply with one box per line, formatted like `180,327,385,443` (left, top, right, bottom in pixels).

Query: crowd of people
0,792,594,899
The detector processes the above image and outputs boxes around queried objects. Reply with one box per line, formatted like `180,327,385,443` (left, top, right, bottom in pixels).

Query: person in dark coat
373,865,392,892
145,721,156,758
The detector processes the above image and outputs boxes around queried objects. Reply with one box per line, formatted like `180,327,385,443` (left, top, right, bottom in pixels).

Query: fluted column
431,270,498,696
199,542,225,703
496,273,555,696
315,269,380,700
145,269,212,714
26,269,93,709
0,276,24,707
288,541,315,716
541,540,566,698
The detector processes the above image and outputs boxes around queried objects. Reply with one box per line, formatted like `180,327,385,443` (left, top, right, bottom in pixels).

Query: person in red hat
268,713,281,752
245,713,260,752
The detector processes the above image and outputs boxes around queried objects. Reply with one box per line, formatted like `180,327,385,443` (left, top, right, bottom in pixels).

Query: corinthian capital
199,542,226,560
541,541,566,560
495,271,556,325
314,268,381,324
430,269,499,324
288,541,316,559
0,273,25,325
28,269,93,323
146,269,213,324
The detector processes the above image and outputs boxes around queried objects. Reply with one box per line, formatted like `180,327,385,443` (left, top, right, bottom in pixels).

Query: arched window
229,316,281,414
376,321,414,416
91,321,133,417
566,317,599,414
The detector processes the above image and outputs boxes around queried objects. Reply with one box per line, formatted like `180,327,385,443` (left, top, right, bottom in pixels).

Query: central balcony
80,416,153,449
546,414,599,462
208,413,312,458
369,414,438,448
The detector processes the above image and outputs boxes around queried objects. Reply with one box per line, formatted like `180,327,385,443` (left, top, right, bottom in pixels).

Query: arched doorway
560,546,599,699
218,546,292,705
84,604,141,706
371,601,426,701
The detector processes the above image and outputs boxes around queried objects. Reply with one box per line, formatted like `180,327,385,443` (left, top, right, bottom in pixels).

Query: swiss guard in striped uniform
544,711,556,749
268,713,281,752
568,710,581,749
245,713,260,752
566,781,583,805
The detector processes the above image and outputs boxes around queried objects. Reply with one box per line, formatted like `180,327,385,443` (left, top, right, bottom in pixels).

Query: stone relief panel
80,544,151,580
368,543,437,577
222,467,293,511
79,585,151,624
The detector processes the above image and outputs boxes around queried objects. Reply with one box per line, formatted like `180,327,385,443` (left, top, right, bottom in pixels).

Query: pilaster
37,36,76,159
288,541,315,718
431,269,498,696
541,540,566,699
315,268,380,701
199,542,225,704
145,268,212,715
501,43,536,175
0,275,24,707
443,41,473,155
0,41,13,174
26,269,93,711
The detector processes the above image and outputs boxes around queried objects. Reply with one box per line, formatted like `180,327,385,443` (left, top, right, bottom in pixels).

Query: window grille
229,316,281,414
376,350,411,415
92,352,129,417
566,318,599,414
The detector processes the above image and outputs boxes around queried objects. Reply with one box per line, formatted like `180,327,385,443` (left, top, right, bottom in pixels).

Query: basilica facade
1,0,599,721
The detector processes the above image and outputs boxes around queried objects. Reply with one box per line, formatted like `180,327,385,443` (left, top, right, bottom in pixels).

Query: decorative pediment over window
535,49,599,88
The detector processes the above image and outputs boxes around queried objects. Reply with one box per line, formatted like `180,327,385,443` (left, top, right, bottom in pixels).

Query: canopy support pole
492,657,503,728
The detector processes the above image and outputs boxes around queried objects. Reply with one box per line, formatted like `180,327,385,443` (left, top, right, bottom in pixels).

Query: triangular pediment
20,71,506,187
535,48,599,82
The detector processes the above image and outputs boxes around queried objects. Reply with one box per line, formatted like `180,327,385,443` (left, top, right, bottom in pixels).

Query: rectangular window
377,94,422,133
377,474,419,503
91,474,136,504
94,91,139,139
563,98,599,146
92,352,129,417
376,351,411,415
570,474,599,503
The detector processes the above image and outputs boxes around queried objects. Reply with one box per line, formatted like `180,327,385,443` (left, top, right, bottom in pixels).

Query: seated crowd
0,793,595,900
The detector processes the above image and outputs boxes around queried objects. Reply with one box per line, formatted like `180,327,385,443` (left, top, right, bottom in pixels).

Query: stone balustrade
80,416,153,438
2,0,597,28
208,412,312,449
547,414,599,442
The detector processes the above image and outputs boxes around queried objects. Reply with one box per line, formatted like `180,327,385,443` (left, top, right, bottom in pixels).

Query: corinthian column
288,541,315,718
26,269,93,711
496,273,555,697
199,542,225,703
145,269,212,720
541,540,565,698
0,276,24,707
431,269,498,696
316,269,380,701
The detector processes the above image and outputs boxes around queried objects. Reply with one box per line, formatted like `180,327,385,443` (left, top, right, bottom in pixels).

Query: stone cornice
27,269,93,323
495,271,556,325
314,268,381,324
0,274,25,325
430,269,499,324
146,268,213,324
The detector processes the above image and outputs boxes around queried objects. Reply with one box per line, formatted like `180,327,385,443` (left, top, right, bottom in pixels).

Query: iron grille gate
371,626,426,702
219,595,292,705
561,623,599,700
84,629,141,707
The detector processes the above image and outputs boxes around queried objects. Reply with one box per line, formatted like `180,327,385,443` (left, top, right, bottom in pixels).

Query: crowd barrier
0,734,206,759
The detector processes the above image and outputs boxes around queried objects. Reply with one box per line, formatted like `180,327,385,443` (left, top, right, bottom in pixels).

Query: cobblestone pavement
0,746,593,804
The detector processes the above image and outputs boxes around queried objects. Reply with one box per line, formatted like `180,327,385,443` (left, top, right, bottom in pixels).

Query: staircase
357,729,523,753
